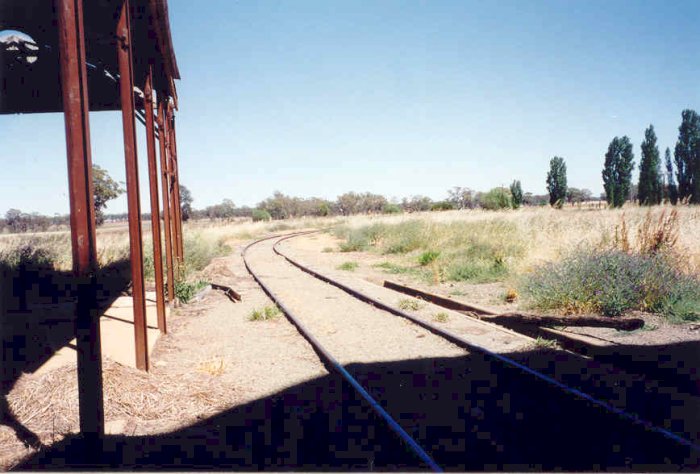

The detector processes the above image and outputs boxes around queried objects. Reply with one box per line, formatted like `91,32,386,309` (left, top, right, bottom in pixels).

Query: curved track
244,232,700,471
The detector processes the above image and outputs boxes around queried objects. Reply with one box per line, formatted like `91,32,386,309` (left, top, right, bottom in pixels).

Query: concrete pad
34,293,167,376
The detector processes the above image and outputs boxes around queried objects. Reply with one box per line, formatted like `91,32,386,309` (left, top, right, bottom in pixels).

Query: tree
179,185,193,221
566,187,593,204
546,156,567,208
92,164,124,225
665,148,679,205
637,125,662,205
447,187,474,209
481,187,512,210
602,136,635,208
674,109,700,203
509,180,523,209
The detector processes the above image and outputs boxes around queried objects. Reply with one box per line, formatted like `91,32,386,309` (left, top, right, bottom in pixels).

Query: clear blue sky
1,0,699,215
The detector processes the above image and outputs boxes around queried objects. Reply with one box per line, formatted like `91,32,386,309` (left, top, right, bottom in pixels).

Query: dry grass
2,205,699,279
1,358,234,469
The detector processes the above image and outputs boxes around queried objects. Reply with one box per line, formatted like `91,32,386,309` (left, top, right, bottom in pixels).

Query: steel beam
55,0,104,439
117,0,148,371
168,108,185,262
144,70,167,333
158,101,175,303
165,104,181,277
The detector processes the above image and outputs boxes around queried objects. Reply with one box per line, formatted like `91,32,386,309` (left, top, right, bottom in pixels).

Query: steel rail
242,232,443,472
272,232,700,454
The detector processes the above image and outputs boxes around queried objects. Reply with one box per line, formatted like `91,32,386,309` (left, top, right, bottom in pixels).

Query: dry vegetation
1,205,699,318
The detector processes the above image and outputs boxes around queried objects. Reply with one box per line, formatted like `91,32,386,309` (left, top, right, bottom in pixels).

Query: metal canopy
0,0,180,114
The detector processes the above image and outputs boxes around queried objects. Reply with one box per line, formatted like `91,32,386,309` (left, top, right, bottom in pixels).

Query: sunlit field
2,205,699,276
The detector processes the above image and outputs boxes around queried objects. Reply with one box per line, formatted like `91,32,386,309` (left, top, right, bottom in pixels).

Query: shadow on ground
1,258,131,449
14,345,700,471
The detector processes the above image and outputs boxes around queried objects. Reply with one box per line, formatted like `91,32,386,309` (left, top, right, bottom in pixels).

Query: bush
337,261,358,271
249,305,281,321
431,201,454,211
252,209,272,222
184,234,231,272
174,279,208,303
481,187,512,210
418,250,440,266
382,203,402,214
522,249,700,319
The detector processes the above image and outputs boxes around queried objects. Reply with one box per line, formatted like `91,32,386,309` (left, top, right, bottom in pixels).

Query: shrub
337,261,358,271
249,305,281,321
183,234,231,272
522,249,700,319
382,203,402,214
397,298,424,311
481,187,512,210
252,209,272,222
174,278,208,303
418,250,440,266
433,312,449,323
431,201,454,211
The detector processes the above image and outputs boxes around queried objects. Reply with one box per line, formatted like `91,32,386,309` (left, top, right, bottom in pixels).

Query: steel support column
144,70,166,333
55,0,104,438
168,108,184,262
158,101,175,303
117,0,148,371
165,105,181,277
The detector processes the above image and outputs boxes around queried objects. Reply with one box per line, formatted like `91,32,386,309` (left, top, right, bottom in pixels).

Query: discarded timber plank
481,312,644,330
383,280,644,330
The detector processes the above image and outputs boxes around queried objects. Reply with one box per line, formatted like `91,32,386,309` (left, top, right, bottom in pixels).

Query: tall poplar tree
665,148,679,205
602,136,635,208
546,157,567,208
637,125,662,205
674,109,700,203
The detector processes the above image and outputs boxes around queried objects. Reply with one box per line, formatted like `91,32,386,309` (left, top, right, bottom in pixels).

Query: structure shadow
16,347,700,471
1,257,131,448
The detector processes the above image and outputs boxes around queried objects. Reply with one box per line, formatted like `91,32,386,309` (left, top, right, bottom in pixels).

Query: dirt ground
0,239,327,470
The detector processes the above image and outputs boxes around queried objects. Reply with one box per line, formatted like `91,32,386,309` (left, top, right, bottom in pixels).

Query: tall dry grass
1,205,699,280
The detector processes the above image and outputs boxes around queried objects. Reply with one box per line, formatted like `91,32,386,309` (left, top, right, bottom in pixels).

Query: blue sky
1,0,699,214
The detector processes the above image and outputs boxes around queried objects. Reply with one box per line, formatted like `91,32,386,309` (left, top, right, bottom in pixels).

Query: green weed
337,261,359,271
249,305,282,321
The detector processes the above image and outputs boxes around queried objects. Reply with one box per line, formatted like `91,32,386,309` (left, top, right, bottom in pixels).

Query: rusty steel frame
157,100,176,302
144,69,167,333
117,0,148,371
55,0,104,438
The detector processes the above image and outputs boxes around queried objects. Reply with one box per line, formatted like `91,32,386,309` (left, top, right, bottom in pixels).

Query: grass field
1,205,699,319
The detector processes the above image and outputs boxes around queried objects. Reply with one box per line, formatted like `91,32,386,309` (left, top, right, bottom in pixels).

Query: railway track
243,232,700,471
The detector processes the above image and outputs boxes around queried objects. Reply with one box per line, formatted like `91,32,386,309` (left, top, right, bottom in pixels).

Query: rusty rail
271,232,700,454
242,232,442,472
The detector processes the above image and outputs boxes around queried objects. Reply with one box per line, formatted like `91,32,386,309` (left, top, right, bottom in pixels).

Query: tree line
545,109,700,208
